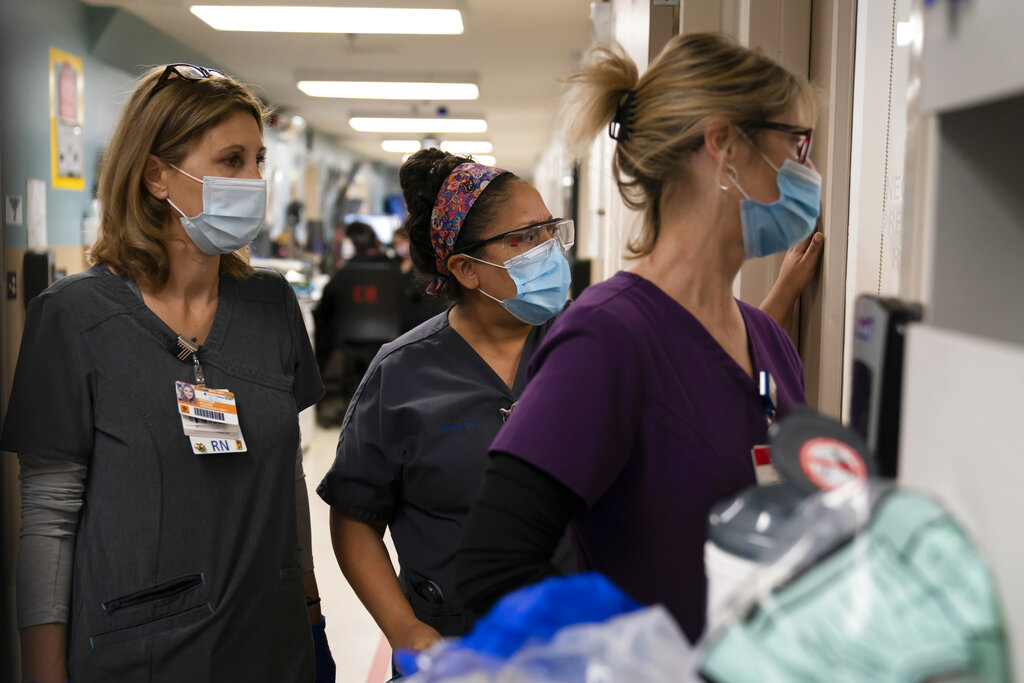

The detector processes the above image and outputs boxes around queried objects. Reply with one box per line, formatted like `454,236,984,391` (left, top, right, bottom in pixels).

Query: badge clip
176,335,205,386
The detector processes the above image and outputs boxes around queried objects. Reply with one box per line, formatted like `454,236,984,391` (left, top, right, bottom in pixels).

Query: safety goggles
144,63,228,106
743,120,814,164
456,218,574,258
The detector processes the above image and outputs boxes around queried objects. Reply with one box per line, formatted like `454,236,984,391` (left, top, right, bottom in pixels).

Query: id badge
751,445,782,486
175,381,246,454
175,381,239,425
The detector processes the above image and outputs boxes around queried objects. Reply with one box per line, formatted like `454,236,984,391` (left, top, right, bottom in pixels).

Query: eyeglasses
144,63,228,106
743,121,813,164
455,218,575,257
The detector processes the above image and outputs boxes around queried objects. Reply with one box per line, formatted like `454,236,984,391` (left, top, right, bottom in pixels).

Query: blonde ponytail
561,33,819,258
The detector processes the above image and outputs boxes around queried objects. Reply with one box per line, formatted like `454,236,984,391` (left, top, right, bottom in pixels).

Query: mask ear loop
716,155,751,199
166,196,189,219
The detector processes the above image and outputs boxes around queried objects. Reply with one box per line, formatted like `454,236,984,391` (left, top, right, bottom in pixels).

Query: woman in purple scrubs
456,32,823,643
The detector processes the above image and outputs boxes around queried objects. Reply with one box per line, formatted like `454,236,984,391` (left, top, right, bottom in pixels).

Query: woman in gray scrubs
316,149,823,654
3,65,332,682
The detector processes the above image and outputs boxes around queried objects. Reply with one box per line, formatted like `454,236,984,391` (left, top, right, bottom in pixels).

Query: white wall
842,0,912,418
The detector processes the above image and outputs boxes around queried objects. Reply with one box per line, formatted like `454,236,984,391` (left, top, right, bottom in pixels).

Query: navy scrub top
317,310,551,635
1,265,324,683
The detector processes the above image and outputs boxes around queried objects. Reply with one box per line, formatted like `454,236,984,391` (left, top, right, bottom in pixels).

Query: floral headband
427,162,508,296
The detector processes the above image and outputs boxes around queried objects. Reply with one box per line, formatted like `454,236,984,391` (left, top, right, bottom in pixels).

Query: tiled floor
304,417,397,682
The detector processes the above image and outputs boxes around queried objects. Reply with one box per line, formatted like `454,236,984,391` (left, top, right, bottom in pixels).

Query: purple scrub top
490,271,805,642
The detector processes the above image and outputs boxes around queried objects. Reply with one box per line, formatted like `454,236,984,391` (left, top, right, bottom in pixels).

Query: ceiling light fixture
442,141,493,154
350,117,487,133
381,140,422,153
400,153,497,166
381,140,494,154
298,81,478,100
190,6,464,35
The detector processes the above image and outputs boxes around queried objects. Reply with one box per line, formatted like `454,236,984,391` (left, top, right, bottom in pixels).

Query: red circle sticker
798,437,867,490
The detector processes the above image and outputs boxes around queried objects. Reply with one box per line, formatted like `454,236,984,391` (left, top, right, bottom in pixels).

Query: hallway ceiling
83,0,596,176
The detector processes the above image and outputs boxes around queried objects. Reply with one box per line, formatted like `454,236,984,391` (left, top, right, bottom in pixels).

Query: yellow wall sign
49,47,85,191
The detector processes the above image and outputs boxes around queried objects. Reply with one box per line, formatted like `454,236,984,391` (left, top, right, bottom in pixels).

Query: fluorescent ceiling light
190,6,464,35
381,140,494,154
298,81,478,100
350,117,487,133
442,141,493,154
381,140,422,153
400,153,496,166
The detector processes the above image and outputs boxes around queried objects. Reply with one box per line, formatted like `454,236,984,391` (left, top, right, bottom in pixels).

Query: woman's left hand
759,232,824,331
776,232,825,300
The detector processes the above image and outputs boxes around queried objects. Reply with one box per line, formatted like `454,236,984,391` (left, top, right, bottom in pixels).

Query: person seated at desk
315,221,405,419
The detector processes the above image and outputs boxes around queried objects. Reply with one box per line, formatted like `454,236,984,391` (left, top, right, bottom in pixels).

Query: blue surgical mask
467,239,572,325
733,158,821,259
167,165,267,255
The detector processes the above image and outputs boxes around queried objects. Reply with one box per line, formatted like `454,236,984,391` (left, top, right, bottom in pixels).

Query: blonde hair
91,66,267,289
562,32,818,257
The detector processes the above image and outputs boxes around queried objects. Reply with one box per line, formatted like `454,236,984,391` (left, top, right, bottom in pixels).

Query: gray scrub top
1,264,323,683
316,311,550,635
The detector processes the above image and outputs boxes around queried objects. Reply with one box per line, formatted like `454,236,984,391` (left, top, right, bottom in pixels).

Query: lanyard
176,335,206,387
758,370,777,425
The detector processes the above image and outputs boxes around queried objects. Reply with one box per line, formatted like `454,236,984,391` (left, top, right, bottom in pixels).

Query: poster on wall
49,46,85,191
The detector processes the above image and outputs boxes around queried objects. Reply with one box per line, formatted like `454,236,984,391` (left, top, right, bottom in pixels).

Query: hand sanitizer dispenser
848,295,922,477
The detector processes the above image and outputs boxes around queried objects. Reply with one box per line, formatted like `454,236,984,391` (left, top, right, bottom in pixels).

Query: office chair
316,262,404,424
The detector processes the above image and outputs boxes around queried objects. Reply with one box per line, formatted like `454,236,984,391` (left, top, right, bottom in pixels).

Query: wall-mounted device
23,250,55,311
849,295,923,477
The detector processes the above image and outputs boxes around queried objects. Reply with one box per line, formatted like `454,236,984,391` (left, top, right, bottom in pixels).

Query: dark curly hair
399,148,521,302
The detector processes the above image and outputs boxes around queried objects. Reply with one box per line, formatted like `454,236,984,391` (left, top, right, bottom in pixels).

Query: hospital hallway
3,0,1024,680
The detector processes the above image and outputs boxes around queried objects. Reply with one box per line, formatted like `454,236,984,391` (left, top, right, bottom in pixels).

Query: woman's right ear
446,254,480,291
143,155,169,199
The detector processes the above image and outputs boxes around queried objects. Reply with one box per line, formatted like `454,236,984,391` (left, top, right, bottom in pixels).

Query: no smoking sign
798,437,868,491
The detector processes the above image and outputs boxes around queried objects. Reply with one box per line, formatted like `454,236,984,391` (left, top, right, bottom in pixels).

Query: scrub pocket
406,586,470,637
89,572,212,649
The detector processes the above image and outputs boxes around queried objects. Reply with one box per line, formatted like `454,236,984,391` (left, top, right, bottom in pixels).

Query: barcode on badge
193,406,226,422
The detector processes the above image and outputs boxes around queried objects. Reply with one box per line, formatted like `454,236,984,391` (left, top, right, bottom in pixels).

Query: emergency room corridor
3,0,1023,681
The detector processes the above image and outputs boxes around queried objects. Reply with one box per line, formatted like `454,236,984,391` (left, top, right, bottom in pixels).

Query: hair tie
427,162,508,296
608,88,638,142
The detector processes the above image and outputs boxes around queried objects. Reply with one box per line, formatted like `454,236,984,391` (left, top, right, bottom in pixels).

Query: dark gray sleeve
1,294,93,463
295,441,314,572
17,452,86,628
283,280,325,412
316,364,400,521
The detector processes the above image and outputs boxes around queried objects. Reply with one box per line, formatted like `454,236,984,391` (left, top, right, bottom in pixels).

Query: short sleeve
315,364,400,520
283,281,325,412
490,308,643,508
1,295,94,464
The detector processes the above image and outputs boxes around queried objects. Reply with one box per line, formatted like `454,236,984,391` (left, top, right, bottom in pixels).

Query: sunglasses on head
143,63,228,107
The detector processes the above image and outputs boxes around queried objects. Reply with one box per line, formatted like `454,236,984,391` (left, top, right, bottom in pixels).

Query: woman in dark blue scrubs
316,148,822,653
317,150,573,651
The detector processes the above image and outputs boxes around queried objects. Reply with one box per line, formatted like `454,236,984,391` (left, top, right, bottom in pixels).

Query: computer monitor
344,214,400,244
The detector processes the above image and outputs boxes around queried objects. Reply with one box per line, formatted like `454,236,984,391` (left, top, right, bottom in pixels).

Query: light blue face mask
167,165,267,255
466,239,572,325
731,157,822,259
